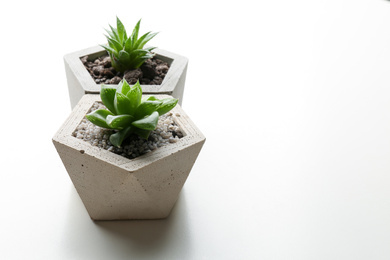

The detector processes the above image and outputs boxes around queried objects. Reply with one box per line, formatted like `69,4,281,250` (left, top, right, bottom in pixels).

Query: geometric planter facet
64,46,188,109
52,94,204,220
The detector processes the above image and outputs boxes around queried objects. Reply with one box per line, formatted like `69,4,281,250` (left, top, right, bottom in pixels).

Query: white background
1,0,390,259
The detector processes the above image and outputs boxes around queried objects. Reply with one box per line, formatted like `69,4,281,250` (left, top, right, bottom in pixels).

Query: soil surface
81,55,170,85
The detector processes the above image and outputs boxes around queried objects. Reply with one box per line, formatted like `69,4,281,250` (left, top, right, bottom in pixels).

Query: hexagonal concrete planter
64,45,188,109
52,94,205,220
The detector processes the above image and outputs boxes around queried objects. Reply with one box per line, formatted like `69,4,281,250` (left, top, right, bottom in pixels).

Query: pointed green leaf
137,32,158,49
144,46,157,52
157,98,178,115
134,100,162,119
118,50,130,63
117,79,131,96
126,81,142,115
100,85,117,114
128,51,148,66
100,44,118,56
123,26,128,41
104,28,115,39
109,25,120,42
133,128,151,139
85,109,114,129
110,55,127,72
133,55,153,68
133,31,151,49
131,19,141,43
114,92,132,115
116,17,125,44
109,126,134,147
106,114,134,129
132,111,159,131
124,37,134,53
107,37,123,52
132,49,148,56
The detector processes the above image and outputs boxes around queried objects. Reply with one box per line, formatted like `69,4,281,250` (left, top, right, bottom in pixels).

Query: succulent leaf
134,100,162,119
133,128,152,140
133,56,152,69
106,114,134,129
117,79,131,96
144,46,157,52
116,17,126,45
85,109,114,129
157,98,179,116
132,49,148,56
118,50,131,65
126,81,142,115
132,111,159,131
124,37,134,53
109,126,133,147
109,25,120,42
107,37,123,52
133,31,151,49
110,56,125,72
104,28,115,39
136,32,158,49
100,44,118,57
131,19,141,44
114,92,132,115
100,85,117,114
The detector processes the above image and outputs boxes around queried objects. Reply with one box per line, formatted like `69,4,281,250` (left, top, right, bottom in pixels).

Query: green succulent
101,17,158,72
86,79,178,148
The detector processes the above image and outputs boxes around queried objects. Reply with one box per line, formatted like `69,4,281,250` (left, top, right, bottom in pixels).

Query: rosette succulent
101,17,158,72
86,79,178,147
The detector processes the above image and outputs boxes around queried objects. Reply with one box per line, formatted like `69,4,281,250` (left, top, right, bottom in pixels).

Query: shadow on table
63,186,193,259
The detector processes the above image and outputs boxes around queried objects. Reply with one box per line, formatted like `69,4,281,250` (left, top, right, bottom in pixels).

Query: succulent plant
86,79,178,148
101,17,158,72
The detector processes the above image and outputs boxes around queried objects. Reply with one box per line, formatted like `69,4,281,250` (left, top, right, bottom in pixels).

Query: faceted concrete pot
64,45,188,109
52,94,205,220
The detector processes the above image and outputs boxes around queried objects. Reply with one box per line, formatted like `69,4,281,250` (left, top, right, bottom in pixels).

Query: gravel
72,102,184,159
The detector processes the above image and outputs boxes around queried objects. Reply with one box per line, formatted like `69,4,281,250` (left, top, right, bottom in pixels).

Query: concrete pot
64,45,188,109
52,94,205,220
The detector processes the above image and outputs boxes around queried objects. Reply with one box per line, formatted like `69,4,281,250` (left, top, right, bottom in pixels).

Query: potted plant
52,80,205,220
64,17,188,109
